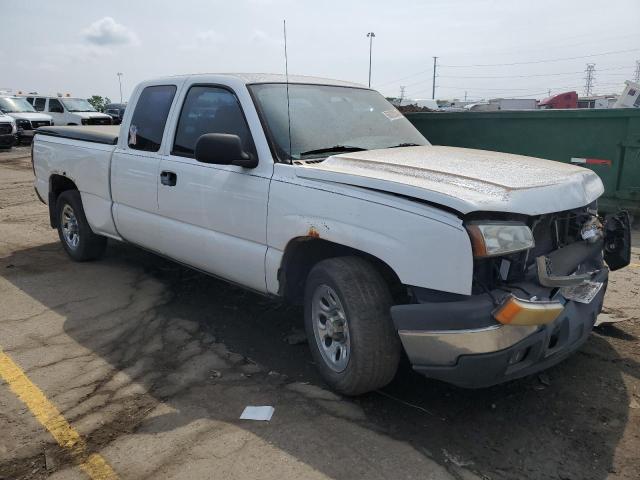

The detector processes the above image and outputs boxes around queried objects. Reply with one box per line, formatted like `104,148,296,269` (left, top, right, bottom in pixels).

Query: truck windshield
248,83,429,161
61,98,97,112
0,97,36,113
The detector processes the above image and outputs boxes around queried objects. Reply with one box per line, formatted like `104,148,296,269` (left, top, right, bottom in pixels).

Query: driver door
46,98,65,125
157,84,270,292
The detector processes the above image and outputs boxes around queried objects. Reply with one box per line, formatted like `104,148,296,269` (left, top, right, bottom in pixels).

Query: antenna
283,19,292,162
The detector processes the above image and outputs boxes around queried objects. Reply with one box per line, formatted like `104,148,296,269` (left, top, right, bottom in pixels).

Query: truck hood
9,112,52,122
295,146,604,215
74,112,111,119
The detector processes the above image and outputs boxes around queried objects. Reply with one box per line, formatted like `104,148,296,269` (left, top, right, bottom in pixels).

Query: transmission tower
634,61,640,83
399,86,406,106
584,64,595,96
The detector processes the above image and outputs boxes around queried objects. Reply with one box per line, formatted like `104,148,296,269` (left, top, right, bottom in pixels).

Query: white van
0,96,52,143
25,95,112,126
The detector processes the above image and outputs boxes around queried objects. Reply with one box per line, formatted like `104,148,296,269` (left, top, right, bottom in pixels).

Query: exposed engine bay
470,207,631,296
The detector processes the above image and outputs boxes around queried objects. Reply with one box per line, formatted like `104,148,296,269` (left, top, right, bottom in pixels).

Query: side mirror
194,133,257,168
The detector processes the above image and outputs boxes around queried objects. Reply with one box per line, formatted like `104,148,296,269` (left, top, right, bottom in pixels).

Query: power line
436,65,631,79
376,50,639,88
388,65,633,92
409,79,627,99
438,70,584,79
439,48,640,68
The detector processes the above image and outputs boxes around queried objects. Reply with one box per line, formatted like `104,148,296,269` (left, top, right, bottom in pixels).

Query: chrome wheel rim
311,284,350,372
61,204,80,250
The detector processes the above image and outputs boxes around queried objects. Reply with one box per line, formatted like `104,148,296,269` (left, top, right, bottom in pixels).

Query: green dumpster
406,109,640,215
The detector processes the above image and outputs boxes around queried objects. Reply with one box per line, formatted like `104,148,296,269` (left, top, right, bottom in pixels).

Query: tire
304,256,401,395
56,190,107,261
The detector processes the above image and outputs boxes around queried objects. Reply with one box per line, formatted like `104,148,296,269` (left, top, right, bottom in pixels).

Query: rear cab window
172,85,255,158
128,85,177,152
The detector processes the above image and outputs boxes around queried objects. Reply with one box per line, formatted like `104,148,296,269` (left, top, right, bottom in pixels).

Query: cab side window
128,85,177,152
33,98,46,111
49,99,64,113
172,86,255,158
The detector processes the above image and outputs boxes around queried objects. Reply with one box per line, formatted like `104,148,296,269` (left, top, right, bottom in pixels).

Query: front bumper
0,133,16,147
17,128,35,138
392,268,608,388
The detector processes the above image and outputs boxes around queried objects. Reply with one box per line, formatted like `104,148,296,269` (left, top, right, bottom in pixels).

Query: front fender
266,174,473,296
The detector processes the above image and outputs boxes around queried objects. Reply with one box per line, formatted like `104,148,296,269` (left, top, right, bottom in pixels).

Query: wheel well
48,175,78,227
278,237,405,304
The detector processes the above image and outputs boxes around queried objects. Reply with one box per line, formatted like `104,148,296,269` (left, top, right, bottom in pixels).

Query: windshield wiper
388,143,421,148
298,145,366,157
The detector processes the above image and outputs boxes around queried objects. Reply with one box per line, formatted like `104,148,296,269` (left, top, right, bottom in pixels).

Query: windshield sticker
382,109,402,121
129,125,137,145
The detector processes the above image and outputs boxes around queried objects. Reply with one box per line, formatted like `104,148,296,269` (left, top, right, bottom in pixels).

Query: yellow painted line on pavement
0,349,118,480
630,263,640,268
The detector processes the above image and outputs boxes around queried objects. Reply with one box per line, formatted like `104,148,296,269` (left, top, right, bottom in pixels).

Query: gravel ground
0,146,638,480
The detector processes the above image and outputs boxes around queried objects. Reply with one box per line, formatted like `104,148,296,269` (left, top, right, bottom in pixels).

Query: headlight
466,222,534,257
16,119,31,128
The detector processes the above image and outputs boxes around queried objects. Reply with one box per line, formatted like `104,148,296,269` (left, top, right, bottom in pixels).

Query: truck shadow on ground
2,241,638,480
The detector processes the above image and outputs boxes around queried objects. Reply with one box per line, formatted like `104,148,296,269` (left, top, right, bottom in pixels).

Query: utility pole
399,86,406,106
634,60,640,83
464,91,467,102
117,72,124,103
432,56,438,100
584,64,595,96
366,32,375,88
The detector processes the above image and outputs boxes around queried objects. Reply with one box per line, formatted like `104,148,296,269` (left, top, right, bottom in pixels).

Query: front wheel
304,256,401,395
56,190,107,261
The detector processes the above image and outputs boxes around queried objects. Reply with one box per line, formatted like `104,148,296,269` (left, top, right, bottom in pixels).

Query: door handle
160,171,177,186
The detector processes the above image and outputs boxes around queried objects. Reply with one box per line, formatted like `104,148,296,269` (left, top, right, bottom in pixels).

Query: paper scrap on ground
240,406,275,421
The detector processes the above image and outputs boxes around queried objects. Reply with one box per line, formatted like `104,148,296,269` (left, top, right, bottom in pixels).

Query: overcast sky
2,0,639,102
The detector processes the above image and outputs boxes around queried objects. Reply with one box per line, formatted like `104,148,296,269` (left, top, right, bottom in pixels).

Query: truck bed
35,125,119,145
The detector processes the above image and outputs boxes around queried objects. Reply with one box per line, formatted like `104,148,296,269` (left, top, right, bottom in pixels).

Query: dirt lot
0,146,639,480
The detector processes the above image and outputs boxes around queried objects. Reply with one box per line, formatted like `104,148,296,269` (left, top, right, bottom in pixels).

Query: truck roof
153,73,367,89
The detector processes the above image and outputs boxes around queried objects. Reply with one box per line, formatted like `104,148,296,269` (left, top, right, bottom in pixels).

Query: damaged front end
391,206,631,388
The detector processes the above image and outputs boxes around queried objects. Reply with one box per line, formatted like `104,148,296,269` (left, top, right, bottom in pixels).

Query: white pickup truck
32,74,631,395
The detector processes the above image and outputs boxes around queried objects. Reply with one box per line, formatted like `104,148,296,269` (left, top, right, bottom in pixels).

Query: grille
0,123,13,134
32,121,51,129
86,117,111,126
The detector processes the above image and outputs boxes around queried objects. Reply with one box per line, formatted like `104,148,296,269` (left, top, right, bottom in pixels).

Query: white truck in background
0,96,52,143
31,73,631,395
25,95,112,126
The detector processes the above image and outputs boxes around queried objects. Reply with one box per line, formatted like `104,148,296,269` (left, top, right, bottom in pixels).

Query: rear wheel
56,190,107,261
304,256,401,395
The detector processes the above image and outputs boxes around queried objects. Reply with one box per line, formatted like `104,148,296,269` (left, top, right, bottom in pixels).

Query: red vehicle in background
539,91,578,109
